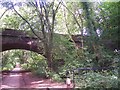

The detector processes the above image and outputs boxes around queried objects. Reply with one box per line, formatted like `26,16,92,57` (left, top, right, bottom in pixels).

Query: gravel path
1,68,73,89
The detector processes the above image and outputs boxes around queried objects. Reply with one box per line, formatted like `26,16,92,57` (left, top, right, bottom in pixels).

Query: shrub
74,71,118,88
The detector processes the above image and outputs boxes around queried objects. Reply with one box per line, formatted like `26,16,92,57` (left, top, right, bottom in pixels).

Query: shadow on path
1,68,73,89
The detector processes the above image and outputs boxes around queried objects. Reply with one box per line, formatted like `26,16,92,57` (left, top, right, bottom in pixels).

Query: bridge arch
1,29,44,55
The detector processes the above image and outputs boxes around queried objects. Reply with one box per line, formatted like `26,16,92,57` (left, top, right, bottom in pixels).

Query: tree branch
63,7,77,49
61,2,82,30
0,4,16,19
11,3,43,41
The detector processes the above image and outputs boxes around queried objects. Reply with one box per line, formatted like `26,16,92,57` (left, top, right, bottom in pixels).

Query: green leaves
75,72,118,88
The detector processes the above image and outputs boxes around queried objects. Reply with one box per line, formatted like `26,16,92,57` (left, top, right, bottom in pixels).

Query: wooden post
66,77,71,88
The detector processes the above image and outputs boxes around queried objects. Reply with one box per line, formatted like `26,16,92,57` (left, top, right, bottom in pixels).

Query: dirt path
1,68,24,88
1,68,73,89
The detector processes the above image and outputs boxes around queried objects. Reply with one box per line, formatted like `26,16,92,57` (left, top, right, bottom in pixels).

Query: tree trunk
82,2,101,65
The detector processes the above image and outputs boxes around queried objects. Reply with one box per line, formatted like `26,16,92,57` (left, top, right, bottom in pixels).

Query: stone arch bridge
0,28,82,55
0,28,117,55
1,29,44,54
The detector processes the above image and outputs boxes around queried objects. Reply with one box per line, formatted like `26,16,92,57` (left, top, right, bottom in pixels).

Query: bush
74,71,118,88
50,72,63,82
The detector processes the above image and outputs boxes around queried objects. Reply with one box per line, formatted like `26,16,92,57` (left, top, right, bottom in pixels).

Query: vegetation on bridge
0,0,120,89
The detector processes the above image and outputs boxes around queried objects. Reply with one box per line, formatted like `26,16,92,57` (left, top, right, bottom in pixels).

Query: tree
28,1,61,70
1,0,61,70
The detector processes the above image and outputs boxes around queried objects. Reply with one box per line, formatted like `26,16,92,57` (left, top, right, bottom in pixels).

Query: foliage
2,50,23,70
0,1,119,88
75,71,118,88
23,52,50,78
98,2,120,50
1,13,22,29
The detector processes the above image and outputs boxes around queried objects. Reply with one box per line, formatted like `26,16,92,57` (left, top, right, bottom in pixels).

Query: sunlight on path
1,67,72,89
1,71,69,89
1,62,23,89
1,67,22,89
1,71,71,89
22,72,69,88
